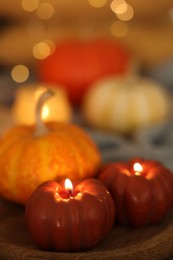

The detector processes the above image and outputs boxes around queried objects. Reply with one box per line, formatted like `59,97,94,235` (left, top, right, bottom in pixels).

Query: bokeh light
43,39,56,54
110,21,128,37
36,2,55,19
116,4,134,21
88,0,107,8
110,0,128,14
11,65,29,83
21,0,39,12
33,41,51,59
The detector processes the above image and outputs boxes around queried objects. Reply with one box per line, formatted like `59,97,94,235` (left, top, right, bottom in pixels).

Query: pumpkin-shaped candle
99,158,173,228
25,178,115,252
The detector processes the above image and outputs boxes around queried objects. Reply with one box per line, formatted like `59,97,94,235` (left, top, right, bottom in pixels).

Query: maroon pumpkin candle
25,178,115,252
99,158,173,228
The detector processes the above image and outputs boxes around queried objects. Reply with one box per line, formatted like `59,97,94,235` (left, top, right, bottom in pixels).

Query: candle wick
135,171,141,176
34,89,54,137
68,189,73,197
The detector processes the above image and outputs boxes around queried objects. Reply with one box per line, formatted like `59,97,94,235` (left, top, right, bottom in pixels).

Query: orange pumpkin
0,91,101,205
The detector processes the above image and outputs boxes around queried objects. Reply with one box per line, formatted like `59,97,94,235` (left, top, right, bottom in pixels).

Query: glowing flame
65,178,73,192
34,87,50,120
41,104,49,120
133,163,143,176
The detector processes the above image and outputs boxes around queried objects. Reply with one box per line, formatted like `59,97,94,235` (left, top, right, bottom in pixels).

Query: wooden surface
0,198,173,259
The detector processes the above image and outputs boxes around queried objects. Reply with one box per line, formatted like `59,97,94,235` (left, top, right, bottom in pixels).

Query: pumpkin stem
34,89,54,137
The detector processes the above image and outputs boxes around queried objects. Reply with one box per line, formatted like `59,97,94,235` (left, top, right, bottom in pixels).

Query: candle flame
133,163,143,176
41,104,49,120
34,87,50,120
65,178,73,191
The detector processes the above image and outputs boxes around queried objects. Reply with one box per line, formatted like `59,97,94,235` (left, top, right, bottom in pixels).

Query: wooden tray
0,198,173,260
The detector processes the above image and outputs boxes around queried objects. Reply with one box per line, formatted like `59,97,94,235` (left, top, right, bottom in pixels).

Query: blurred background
0,0,173,166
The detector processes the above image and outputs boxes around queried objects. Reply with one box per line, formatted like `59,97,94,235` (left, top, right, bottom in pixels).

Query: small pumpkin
98,158,173,228
12,83,72,125
25,178,115,252
37,38,131,105
0,90,101,205
82,76,171,134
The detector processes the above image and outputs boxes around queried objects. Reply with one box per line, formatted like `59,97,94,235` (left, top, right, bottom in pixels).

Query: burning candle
64,178,73,196
0,90,102,205
99,158,173,228
25,178,115,252
58,178,78,199
133,162,143,176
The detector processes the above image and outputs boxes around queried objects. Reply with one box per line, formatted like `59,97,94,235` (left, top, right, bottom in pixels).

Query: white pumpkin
12,83,72,125
82,76,171,134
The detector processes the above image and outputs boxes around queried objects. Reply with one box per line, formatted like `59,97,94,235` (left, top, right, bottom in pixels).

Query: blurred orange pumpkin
0,91,101,205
